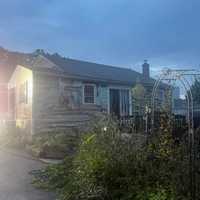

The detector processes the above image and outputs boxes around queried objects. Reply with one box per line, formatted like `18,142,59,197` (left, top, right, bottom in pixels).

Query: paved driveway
0,147,56,200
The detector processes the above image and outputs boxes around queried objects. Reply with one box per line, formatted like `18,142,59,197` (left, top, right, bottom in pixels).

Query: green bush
32,155,73,190
33,117,191,200
28,132,80,158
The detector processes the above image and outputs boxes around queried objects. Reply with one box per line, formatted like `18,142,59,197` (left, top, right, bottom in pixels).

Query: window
120,89,130,116
84,84,95,104
109,88,130,117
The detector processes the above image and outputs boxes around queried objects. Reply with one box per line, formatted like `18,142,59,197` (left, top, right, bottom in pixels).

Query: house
0,47,29,121
0,59,10,120
0,83,9,120
7,51,160,135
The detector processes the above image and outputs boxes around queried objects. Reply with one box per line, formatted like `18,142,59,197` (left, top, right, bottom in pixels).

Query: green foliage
32,156,73,190
132,83,146,100
190,79,200,104
33,117,191,200
28,132,80,158
135,187,175,200
132,83,148,115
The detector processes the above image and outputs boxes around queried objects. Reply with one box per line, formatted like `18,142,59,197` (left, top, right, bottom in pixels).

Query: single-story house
8,52,158,135
0,57,11,120
0,83,9,119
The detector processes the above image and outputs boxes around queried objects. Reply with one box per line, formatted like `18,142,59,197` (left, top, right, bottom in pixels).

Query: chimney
142,60,150,79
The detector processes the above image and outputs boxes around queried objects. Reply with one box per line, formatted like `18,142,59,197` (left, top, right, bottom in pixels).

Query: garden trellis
151,68,200,200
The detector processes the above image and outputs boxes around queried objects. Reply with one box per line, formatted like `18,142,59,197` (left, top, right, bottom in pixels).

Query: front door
109,89,120,117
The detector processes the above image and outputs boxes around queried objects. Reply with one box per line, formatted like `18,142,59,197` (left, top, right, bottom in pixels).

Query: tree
190,79,200,104
132,83,147,115
33,49,46,56
132,83,146,99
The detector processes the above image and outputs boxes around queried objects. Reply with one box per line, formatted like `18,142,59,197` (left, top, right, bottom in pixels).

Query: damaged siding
32,74,104,134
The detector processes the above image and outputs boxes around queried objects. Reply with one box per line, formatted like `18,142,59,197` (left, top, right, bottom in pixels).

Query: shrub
33,117,191,200
32,155,73,190
28,132,80,158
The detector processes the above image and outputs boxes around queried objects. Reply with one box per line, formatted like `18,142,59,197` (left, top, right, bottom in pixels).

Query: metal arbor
151,69,200,200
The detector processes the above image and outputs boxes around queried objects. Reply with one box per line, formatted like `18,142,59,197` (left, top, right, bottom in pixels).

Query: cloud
0,0,199,70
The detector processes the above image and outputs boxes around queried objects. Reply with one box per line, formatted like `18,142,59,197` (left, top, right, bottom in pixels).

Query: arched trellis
151,69,200,200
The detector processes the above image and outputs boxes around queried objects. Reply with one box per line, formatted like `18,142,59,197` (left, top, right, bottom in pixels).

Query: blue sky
0,0,200,75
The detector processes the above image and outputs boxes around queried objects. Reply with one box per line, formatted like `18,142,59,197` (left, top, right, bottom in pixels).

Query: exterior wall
32,73,105,134
32,72,132,134
9,65,33,134
0,83,9,119
33,73,60,117
32,72,60,134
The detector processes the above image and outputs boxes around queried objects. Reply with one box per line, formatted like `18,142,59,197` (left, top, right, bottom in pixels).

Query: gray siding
32,73,104,134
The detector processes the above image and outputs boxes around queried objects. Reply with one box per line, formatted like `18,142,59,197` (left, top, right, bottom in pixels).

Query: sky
0,0,200,76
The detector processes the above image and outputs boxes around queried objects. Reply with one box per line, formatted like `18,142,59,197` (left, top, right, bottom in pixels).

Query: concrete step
35,119,90,129
46,105,102,113
35,127,75,133
35,118,91,123
35,114,91,121
35,122,87,133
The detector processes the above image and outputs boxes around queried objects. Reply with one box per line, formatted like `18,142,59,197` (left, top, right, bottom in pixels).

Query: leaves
33,117,191,200
189,79,200,104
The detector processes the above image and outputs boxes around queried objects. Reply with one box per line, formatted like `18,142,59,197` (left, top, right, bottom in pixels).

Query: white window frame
83,84,96,104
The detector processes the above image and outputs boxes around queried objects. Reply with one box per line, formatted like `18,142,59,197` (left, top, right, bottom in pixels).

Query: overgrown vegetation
27,132,80,158
32,115,195,200
0,122,80,159
190,78,200,105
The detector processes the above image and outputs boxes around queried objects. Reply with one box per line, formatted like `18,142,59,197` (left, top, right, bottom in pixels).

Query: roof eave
33,69,135,86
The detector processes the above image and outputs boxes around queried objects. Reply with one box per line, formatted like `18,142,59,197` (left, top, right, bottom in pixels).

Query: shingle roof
43,53,146,85
0,47,156,86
